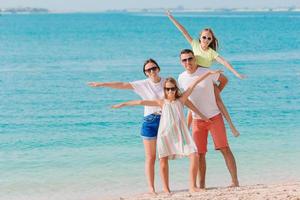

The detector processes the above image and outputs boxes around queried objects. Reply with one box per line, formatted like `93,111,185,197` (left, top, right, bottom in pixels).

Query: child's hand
88,82,101,87
237,74,246,79
202,116,211,123
111,103,124,109
166,10,172,17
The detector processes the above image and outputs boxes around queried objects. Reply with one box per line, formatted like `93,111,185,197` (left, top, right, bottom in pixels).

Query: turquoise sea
0,12,300,200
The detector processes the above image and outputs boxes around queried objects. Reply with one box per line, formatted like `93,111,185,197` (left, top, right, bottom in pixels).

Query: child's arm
215,56,246,79
185,99,210,122
217,73,228,92
187,110,193,130
112,99,163,109
88,82,133,89
166,10,193,44
180,70,222,103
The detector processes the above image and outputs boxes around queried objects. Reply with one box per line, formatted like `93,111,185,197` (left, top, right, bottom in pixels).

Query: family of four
88,12,243,194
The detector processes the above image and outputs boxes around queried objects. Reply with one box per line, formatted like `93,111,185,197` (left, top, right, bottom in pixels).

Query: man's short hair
180,49,194,57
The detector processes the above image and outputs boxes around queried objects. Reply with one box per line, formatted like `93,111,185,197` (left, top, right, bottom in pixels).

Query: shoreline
120,182,300,200
1,9,300,15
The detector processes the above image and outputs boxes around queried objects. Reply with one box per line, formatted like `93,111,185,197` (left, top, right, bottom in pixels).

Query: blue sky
0,0,300,12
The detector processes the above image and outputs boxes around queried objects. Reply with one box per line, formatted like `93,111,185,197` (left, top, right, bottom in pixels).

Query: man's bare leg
220,147,239,187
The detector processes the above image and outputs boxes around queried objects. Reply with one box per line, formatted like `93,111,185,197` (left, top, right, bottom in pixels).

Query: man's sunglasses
144,66,158,73
164,87,177,92
181,57,193,63
201,36,212,41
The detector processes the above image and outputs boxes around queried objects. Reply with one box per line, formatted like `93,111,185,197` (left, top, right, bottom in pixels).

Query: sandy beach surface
120,182,300,200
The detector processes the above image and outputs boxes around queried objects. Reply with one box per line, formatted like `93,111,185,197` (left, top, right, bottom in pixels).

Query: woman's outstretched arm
88,82,133,89
112,99,163,109
180,70,222,103
166,10,193,44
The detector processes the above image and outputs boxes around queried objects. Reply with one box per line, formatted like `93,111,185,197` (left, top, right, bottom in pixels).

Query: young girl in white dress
112,70,221,193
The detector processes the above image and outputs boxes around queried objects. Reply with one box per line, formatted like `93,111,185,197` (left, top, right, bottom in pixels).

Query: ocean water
0,12,300,200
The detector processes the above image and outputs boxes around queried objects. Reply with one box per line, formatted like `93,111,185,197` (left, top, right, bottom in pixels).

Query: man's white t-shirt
130,78,165,116
178,67,220,119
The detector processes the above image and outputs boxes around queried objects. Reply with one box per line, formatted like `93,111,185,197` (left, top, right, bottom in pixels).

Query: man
178,49,239,189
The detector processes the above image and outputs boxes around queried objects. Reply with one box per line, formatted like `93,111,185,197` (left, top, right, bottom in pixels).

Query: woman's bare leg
143,139,157,194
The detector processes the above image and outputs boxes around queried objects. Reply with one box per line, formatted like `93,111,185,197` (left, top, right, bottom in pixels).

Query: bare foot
189,187,203,193
160,190,172,197
141,192,157,199
148,191,157,196
228,181,240,188
162,188,171,195
230,125,240,137
199,182,205,189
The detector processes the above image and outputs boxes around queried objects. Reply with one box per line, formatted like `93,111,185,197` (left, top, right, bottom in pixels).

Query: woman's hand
111,103,124,109
88,82,102,87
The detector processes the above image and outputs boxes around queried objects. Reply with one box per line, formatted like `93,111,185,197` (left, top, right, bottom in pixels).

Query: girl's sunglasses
201,36,212,41
164,87,177,92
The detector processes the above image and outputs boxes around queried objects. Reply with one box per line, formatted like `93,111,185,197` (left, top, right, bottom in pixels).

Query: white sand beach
120,182,300,200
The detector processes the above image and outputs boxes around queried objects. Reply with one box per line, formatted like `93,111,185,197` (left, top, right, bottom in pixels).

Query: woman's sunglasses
201,36,212,41
144,66,158,73
164,87,177,92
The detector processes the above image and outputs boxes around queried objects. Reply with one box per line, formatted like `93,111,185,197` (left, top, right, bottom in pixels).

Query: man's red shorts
192,113,229,154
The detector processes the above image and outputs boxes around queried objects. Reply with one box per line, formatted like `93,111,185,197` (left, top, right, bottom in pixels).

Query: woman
88,59,164,194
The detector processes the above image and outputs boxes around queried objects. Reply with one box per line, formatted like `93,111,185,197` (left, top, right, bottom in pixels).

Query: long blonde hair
163,77,181,99
200,28,219,51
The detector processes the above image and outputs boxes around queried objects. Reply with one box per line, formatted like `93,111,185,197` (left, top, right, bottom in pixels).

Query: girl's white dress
157,99,197,160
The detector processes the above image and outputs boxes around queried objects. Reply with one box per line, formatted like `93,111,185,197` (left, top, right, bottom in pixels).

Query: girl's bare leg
159,157,171,193
189,153,200,192
214,85,240,137
143,139,157,194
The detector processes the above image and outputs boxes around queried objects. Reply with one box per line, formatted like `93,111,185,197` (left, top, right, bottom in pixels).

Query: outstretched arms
180,70,222,103
112,99,163,109
215,56,246,79
88,82,133,90
166,10,193,44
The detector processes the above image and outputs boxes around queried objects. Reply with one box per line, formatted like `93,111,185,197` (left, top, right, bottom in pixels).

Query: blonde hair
163,77,181,99
200,28,219,51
